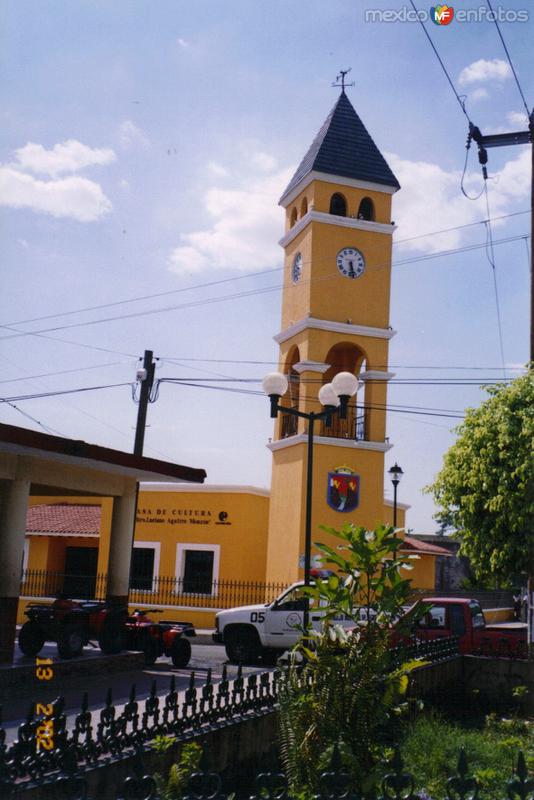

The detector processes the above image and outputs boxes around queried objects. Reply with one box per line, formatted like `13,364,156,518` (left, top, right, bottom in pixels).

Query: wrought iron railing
280,412,298,438
20,570,287,608
0,639,460,793
1,638,531,800
319,403,367,440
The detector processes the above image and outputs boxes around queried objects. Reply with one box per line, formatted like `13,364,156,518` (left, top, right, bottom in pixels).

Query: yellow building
266,90,405,585
18,91,450,628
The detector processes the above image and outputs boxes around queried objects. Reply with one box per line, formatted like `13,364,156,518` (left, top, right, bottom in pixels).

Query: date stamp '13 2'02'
35,657,55,751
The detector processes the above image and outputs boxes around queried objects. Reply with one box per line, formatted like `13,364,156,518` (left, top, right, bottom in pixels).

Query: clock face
292,252,302,284
336,247,365,279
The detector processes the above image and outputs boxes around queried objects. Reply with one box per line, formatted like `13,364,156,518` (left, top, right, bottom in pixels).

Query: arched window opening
357,197,375,221
321,343,366,441
300,197,308,217
290,207,298,227
329,193,347,217
281,347,300,438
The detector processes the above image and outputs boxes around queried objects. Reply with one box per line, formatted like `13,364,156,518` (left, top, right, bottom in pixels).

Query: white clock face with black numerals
336,247,365,279
292,252,302,283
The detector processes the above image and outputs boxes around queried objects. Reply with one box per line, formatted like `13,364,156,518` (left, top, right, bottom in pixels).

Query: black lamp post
263,370,359,628
388,462,404,528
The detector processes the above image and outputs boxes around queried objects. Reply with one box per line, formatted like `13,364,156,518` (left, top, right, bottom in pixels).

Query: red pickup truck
411,597,527,658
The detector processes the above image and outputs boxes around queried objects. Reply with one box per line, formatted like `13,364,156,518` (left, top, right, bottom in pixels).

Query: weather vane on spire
332,68,355,93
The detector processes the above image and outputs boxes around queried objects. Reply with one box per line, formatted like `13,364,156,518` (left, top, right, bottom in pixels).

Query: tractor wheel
18,621,45,657
225,627,261,665
171,636,192,668
98,622,126,655
57,625,86,659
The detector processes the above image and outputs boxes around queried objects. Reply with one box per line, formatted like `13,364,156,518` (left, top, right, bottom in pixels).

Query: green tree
277,522,426,794
427,372,534,584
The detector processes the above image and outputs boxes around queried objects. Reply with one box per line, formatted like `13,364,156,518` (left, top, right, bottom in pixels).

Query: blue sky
1,1,532,533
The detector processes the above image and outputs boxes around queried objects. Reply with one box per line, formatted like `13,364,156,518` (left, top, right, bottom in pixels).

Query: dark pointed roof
280,92,400,203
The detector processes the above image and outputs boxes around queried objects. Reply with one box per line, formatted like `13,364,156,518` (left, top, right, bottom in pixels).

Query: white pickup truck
213,581,353,664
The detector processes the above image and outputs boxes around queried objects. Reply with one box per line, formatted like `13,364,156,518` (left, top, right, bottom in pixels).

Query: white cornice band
279,170,399,208
267,434,393,454
359,370,396,381
292,360,331,375
140,483,270,497
274,317,396,345
279,210,396,249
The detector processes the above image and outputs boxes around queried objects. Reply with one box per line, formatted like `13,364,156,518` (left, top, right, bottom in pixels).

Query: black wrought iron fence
0,638,460,792
20,570,288,609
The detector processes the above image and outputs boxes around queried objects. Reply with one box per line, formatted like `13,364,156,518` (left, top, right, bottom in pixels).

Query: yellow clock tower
265,90,402,584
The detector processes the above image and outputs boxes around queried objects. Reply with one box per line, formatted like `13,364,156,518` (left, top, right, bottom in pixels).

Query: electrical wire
1,398,67,436
483,183,507,377
485,0,531,118
408,0,472,122
3,211,528,332
160,356,527,371
0,233,529,344
0,361,129,386
0,382,134,404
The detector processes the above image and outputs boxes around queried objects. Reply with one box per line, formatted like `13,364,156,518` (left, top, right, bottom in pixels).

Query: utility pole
470,111,534,362
134,350,156,457
471,111,534,652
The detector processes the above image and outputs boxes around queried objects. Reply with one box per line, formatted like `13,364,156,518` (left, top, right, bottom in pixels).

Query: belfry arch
320,343,368,440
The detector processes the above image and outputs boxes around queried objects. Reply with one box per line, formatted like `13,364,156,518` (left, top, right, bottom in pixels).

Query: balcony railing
280,405,369,441
320,404,368,441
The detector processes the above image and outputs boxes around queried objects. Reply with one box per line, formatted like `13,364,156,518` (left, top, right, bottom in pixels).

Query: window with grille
131,547,155,591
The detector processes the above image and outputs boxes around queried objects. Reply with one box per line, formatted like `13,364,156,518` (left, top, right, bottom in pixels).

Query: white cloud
168,144,530,276
169,154,291,274
470,87,489,101
249,151,278,171
458,58,511,86
206,161,229,177
177,37,190,48
119,120,149,150
388,148,530,254
507,111,529,127
14,139,116,177
0,165,112,221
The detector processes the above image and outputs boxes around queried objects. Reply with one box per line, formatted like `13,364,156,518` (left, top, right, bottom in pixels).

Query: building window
357,197,375,221
131,541,160,591
300,197,308,216
176,543,220,596
329,193,347,217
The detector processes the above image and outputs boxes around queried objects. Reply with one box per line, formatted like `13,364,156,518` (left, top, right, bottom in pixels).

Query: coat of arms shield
327,466,360,512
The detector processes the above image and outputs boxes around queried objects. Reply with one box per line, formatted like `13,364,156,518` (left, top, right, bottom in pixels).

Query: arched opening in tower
321,343,367,440
329,192,347,217
280,346,300,438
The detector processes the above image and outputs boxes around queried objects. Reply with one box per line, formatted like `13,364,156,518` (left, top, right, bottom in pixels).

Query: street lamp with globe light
262,370,359,614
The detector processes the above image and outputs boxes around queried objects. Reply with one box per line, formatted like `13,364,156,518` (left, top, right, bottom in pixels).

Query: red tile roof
27,504,101,536
400,535,451,557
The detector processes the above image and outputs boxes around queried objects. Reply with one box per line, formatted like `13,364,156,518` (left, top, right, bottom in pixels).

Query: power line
483,183,507,376
408,0,472,121
1,399,66,436
0,382,134,404
161,356,527,371
3,210,528,332
159,379,466,419
485,0,531,118
0,233,528,344
0,360,128,386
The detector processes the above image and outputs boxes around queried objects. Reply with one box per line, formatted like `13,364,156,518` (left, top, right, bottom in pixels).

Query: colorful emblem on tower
327,466,360,512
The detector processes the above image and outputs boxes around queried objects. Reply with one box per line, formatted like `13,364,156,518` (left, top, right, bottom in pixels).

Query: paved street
2,642,272,744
